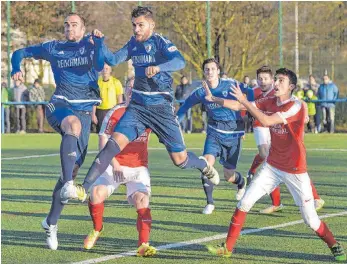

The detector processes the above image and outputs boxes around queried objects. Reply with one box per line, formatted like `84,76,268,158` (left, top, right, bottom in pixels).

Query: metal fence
2,99,346,134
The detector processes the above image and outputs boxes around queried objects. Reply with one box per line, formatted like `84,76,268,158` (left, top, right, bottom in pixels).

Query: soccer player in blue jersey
11,13,104,250
61,6,220,201
177,58,253,214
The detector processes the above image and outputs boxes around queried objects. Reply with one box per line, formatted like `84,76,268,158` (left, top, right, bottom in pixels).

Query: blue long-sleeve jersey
11,35,104,111
177,78,254,138
102,33,186,105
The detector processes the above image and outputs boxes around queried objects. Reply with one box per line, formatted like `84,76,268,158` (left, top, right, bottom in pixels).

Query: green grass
1,133,347,264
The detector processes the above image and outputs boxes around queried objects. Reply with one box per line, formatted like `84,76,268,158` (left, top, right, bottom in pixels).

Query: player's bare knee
61,116,81,137
90,186,108,204
171,151,187,166
112,132,130,151
224,168,235,182
132,192,149,209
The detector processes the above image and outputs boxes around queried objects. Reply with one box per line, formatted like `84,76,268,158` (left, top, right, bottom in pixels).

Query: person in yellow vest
93,63,123,132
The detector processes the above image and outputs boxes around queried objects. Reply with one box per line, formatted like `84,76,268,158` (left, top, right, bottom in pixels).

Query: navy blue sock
60,134,78,183
202,176,214,204
82,138,121,191
47,179,65,226
234,171,244,188
178,152,207,172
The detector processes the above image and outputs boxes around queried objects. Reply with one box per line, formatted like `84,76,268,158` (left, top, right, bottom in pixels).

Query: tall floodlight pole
206,0,212,58
278,1,283,68
7,1,11,89
71,1,76,12
295,2,299,78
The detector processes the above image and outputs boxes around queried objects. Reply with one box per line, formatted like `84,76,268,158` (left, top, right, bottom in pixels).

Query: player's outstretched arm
202,80,244,111
91,29,129,67
11,43,50,81
230,84,283,127
176,87,202,122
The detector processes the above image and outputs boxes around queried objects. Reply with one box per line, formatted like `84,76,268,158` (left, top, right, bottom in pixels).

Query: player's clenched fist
12,71,24,82
92,29,104,38
145,66,160,78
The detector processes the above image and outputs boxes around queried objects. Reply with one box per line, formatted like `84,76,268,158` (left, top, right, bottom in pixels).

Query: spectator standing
93,64,123,132
243,75,250,88
13,80,28,134
306,75,321,132
175,76,192,133
1,82,11,133
306,75,319,95
305,89,318,133
318,75,339,133
29,79,46,132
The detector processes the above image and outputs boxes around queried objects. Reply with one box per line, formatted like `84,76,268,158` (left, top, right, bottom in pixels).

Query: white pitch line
71,211,347,264
2,148,347,161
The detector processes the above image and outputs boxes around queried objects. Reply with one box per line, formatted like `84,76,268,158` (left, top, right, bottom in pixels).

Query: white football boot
41,218,58,250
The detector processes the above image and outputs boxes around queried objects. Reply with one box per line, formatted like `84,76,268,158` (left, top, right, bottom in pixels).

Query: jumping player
11,13,104,250
61,6,220,202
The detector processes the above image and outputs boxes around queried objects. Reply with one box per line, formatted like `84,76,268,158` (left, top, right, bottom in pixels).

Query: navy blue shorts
203,134,242,170
45,99,91,167
114,102,186,153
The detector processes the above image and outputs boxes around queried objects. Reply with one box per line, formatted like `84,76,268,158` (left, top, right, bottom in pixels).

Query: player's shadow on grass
2,188,53,192
2,194,54,204
234,247,333,262
249,228,321,240
314,182,347,188
2,210,229,234
1,229,139,254
1,170,60,180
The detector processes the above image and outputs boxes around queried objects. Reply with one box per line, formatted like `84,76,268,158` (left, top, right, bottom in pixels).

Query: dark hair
132,6,154,20
181,75,187,80
34,79,40,84
202,58,221,71
275,68,297,94
66,12,86,26
256,65,273,77
275,68,297,86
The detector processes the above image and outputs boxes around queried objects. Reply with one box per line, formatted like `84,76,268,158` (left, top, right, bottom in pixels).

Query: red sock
137,208,152,246
226,208,247,252
310,180,320,200
88,200,104,232
249,154,264,174
315,221,337,247
270,187,281,206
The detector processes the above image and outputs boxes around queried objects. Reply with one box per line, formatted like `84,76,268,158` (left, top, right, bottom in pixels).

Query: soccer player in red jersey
83,85,156,257
249,66,325,214
205,68,346,262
